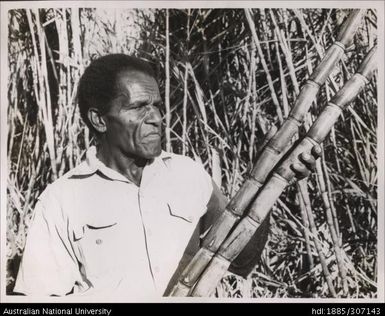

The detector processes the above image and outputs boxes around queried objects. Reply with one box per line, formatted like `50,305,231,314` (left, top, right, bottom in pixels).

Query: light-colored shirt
14,147,213,300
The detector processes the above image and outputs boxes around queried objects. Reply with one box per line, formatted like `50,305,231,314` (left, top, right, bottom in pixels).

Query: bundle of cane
191,45,377,297
169,8,364,296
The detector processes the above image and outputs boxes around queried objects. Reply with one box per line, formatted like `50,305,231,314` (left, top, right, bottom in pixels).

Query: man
14,54,318,299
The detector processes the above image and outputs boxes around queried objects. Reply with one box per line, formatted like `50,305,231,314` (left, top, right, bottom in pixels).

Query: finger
299,152,316,171
291,163,310,179
311,144,322,159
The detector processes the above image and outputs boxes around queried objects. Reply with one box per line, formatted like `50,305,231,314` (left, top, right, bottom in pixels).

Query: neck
96,141,148,186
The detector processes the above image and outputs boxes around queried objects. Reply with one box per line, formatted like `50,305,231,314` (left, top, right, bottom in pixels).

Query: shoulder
36,161,89,209
158,151,214,218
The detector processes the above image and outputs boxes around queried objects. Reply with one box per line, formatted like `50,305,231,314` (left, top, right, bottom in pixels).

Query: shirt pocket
167,202,194,224
163,177,206,226
164,201,202,264
166,201,200,249
73,220,120,278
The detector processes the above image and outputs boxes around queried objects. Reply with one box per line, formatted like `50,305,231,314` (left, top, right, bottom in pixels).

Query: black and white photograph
0,0,384,304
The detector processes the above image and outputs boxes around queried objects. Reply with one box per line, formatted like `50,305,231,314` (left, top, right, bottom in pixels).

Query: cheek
135,113,151,134
107,116,137,141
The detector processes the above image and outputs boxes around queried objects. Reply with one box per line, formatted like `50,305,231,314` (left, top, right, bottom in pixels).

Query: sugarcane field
1,3,382,301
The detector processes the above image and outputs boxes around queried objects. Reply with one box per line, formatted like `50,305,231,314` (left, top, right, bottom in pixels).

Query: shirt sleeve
189,158,214,218
13,188,80,296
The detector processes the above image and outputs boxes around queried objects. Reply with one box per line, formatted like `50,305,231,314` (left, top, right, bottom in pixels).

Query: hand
291,144,322,179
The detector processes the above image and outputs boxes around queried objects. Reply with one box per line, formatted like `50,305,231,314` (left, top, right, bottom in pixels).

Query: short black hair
77,54,155,133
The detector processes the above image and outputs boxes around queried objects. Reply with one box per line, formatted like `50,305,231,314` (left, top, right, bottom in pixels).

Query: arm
13,189,80,296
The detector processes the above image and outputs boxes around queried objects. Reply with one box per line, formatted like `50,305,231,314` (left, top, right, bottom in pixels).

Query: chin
143,147,162,159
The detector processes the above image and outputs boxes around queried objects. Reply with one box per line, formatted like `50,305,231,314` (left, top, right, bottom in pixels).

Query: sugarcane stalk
316,157,348,295
322,152,341,239
165,9,171,152
245,8,284,124
298,180,337,297
169,9,363,297
190,45,377,297
249,37,259,160
27,9,57,180
275,11,317,289
297,180,315,286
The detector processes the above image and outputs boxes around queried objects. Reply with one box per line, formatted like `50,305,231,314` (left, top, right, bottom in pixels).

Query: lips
143,132,161,141
144,132,160,137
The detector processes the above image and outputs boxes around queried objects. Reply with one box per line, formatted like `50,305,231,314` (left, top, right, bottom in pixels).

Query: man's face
102,70,163,160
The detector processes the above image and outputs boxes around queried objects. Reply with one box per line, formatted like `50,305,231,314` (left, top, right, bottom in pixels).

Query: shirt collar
70,146,172,183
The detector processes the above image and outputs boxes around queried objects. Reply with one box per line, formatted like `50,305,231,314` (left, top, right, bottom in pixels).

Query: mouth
143,132,161,140
145,131,160,136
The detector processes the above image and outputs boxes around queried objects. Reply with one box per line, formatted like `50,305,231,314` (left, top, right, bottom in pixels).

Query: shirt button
96,239,103,245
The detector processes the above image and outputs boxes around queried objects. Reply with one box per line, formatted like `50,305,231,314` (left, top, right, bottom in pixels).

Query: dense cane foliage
6,7,378,298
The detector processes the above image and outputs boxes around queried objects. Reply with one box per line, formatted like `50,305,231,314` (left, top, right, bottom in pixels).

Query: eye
153,101,163,109
122,101,145,111
131,103,143,110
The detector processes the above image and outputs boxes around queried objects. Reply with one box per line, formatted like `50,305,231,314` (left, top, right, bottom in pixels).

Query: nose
145,104,162,126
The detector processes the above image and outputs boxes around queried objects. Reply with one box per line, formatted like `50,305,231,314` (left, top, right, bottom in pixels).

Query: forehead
116,70,160,100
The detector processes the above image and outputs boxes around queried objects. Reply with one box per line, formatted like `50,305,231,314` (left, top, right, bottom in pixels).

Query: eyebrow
132,95,162,105
114,92,162,109
131,96,152,105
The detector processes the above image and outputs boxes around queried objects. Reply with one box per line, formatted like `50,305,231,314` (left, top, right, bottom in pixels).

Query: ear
87,107,107,133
